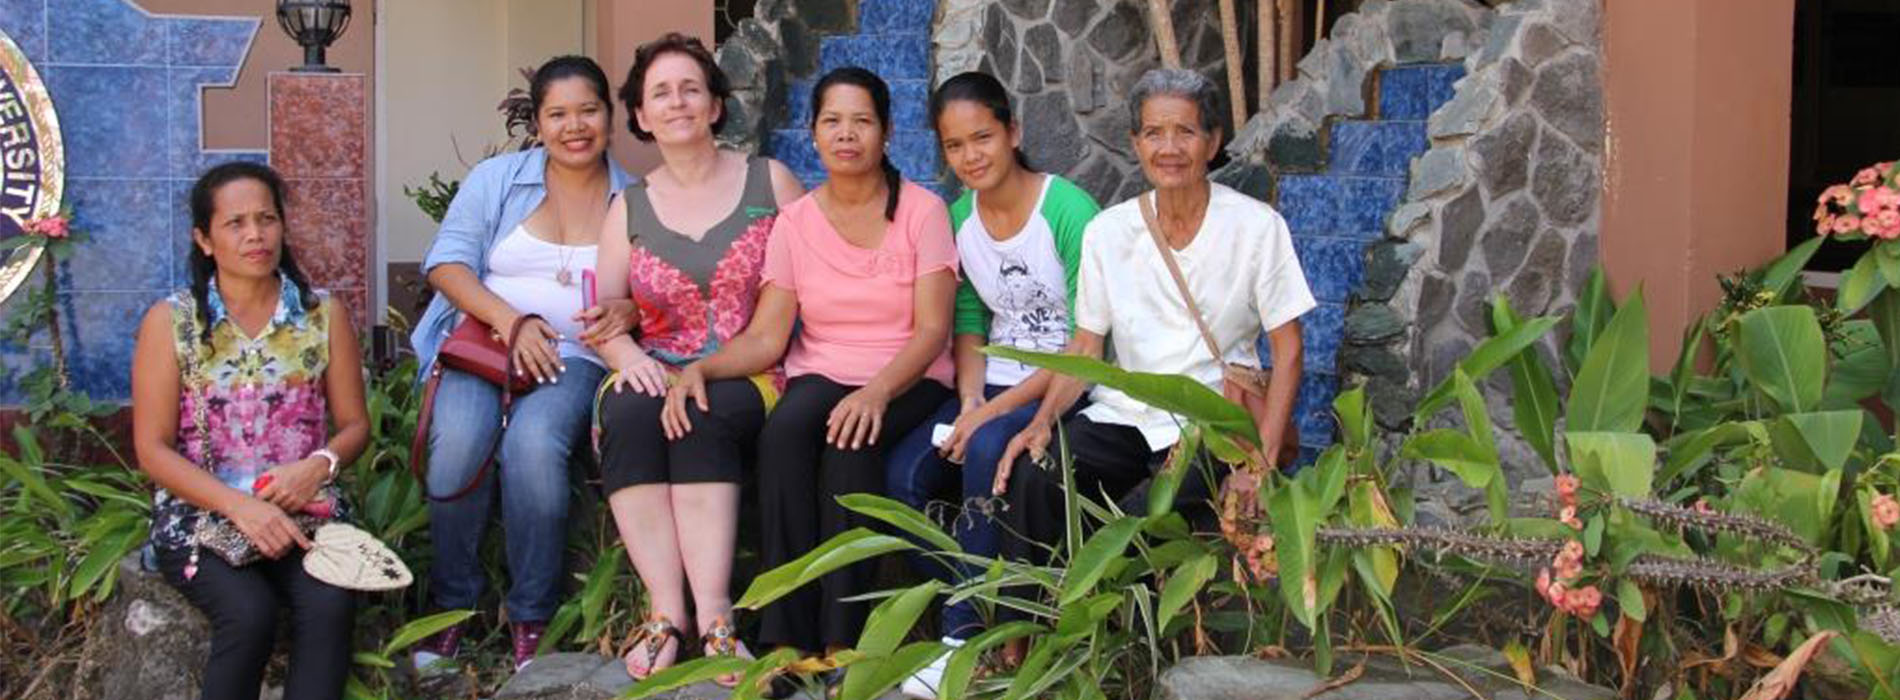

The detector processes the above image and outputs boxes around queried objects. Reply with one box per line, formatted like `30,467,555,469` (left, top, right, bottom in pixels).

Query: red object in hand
252,473,335,517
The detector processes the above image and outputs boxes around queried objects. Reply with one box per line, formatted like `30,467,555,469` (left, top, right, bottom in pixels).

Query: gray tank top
622,156,780,365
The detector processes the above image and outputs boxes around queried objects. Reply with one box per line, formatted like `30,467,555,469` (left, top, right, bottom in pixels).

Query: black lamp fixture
277,0,352,73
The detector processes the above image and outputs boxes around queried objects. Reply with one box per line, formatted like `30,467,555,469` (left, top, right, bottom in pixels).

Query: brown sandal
624,614,683,679
701,616,750,688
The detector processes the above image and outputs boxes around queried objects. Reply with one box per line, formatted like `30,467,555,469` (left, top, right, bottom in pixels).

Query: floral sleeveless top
149,276,341,551
625,156,780,375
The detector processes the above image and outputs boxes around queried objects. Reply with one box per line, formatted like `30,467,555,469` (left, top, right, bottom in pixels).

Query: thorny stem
41,255,67,389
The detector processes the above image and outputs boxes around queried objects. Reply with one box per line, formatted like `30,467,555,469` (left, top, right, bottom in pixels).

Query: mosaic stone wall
0,0,265,403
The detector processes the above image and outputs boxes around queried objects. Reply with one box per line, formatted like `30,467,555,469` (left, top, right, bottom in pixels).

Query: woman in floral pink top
590,33,805,682
131,162,369,700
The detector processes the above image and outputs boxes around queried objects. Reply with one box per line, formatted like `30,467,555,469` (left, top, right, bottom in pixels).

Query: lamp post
277,0,352,73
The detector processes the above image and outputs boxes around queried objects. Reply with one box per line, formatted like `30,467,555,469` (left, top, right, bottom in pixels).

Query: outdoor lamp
277,0,352,73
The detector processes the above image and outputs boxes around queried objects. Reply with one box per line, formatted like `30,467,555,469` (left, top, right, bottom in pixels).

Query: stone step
1275,174,1406,239
819,33,932,81
858,0,937,34
1378,63,1466,121
770,128,942,186
1156,648,1615,700
1327,120,1428,178
785,79,932,133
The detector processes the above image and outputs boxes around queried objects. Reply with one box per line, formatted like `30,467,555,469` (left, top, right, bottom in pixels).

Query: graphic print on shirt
990,251,1068,354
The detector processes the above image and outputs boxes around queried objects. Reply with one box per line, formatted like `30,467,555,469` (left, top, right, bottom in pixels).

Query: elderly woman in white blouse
992,67,1314,575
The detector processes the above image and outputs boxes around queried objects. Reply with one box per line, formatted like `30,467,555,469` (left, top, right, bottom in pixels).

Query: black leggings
755,374,953,651
157,546,354,700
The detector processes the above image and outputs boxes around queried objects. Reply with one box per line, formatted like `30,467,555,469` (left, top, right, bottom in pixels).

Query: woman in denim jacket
407,56,639,672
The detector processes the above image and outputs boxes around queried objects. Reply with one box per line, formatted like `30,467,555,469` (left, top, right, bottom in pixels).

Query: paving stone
1437,186,1484,270
1361,239,1423,302
1481,194,1542,278
1020,90,1087,174
1407,145,1467,200
1471,109,1536,198
1023,22,1064,79
1388,0,1477,63
1086,0,1146,61
1346,303,1406,344
1529,50,1602,152
1001,0,1050,20
1530,125,1596,226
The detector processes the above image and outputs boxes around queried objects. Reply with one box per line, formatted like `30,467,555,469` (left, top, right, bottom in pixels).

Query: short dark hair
530,55,614,125
929,71,1032,171
617,32,730,142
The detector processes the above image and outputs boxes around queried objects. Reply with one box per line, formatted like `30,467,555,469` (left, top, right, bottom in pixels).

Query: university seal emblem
0,31,64,305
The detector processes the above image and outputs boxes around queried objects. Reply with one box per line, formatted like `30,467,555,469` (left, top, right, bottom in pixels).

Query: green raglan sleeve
947,191,993,337
1042,177,1103,333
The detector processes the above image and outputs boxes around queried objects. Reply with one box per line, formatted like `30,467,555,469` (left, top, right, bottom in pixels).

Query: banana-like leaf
737,529,914,610
984,346,1256,441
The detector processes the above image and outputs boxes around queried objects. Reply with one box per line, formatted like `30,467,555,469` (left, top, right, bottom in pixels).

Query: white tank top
483,225,600,365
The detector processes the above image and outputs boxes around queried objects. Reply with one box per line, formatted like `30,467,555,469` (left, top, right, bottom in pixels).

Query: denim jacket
410,147,637,383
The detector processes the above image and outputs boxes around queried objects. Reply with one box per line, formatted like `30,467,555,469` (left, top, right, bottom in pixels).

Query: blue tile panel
819,34,932,81
3,0,46,62
858,0,936,34
1262,62,1465,455
0,0,262,403
1378,64,1466,121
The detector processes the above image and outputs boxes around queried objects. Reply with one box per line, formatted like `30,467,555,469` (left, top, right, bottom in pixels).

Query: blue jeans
885,385,1044,640
425,356,605,622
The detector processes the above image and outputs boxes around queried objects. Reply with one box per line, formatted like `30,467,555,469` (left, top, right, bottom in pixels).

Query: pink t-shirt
762,182,958,387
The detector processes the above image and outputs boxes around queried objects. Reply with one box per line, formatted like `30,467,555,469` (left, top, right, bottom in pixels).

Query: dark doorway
1789,0,1900,271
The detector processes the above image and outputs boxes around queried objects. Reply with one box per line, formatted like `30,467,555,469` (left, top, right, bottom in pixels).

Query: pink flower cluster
1815,161,1900,240
22,215,69,239
1873,492,1900,530
1536,474,1600,618
1555,474,1582,530
1535,540,1602,619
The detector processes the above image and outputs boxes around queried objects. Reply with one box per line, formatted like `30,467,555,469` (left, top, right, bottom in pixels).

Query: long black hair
929,71,1032,171
530,55,615,129
186,161,317,344
812,67,901,221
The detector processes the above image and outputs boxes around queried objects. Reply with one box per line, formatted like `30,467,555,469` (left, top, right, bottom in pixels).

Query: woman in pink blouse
661,67,956,676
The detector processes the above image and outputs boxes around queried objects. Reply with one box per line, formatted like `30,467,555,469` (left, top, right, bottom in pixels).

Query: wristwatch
311,448,341,484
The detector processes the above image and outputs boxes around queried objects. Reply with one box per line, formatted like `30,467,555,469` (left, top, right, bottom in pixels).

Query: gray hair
1126,68,1223,135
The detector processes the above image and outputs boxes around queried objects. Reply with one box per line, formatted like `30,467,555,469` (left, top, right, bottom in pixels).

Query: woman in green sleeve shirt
886,71,1100,699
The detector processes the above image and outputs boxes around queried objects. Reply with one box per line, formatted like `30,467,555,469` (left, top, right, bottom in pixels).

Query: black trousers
157,546,355,700
997,416,1220,616
755,374,953,651
598,377,767,491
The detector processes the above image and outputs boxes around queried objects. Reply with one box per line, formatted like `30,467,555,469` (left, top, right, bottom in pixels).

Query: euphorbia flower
1554,474,1580,507
1872,492,1900,530
24,215,68,239
1854,168,1882,187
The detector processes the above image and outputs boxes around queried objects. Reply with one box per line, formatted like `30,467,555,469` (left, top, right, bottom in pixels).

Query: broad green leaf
727,648,804,700
1335,384,1371,450
1664,321,1707,427
1824,320,1889,407
1566,267,1613,373
1568,288,1649,432
1658,422,1753,486
1616,579,1647,622
1762,236,1824,298
843,641,951,700
381,610,477,656
1155,553,1219,632
579,543,624,641
939,622,1042,700
841,582,944,700
1266,479,1323,629
1312,446,1351,516
1415,313,1560,421
737,529,914,609
1402,430,1498,489
351,652,394,669
1735,467,1829,545
1567,432,1657,499
620,656,755,699
1147,427,1198,518
1778,411,1863,472
1735,305,1827,412
71,525,144,601
1494,298,1561,472
1058,516,1145,604
839,494,961,553
0,454,74,521
986,346,1255,441
1839,250,1885,313
1868,289,1900,409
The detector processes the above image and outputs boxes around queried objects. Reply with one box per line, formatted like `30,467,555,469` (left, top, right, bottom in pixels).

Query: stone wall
1220,0,1604,497
1388,0,1602,498
933,0,1242,204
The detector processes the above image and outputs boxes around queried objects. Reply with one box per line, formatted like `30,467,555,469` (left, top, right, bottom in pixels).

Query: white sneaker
900,637,965,699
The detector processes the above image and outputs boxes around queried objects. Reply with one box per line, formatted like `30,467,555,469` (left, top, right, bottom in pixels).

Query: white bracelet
310,448,341,484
